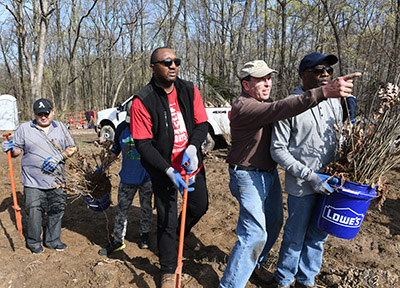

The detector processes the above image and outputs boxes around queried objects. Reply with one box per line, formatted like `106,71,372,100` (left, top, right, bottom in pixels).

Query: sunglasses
152,58,181,67
307,66,334,75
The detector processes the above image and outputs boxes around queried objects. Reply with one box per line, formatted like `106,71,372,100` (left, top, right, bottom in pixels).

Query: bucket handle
336,187,362,195
333,186,378,198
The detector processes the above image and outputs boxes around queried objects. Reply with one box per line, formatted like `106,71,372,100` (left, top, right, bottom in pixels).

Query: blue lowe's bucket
314,179,377,239
82,192,111,212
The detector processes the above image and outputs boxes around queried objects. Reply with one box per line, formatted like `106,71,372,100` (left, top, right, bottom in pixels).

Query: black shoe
294,282,316,288
139,233,150,249
264,277,290,288
184,232,201,251
98,240,126,256
30,246,44,254
55,242,68,251
45,242,68,251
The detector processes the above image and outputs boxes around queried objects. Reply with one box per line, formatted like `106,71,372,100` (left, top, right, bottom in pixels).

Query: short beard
165,77,176,83
158,76,176,87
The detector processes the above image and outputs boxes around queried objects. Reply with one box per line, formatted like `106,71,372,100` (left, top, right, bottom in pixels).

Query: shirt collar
31,119,57,128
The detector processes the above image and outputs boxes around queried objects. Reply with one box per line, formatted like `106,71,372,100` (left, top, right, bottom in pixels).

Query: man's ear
300,71,305,81
150,64,155,73
242,79,250,92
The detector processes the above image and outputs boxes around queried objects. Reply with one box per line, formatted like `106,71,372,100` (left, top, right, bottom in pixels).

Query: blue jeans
219,168,283,288
24,187,67,250
274,194,328,287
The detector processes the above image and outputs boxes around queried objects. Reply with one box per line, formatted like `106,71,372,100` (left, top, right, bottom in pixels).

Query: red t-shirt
131,85,208,174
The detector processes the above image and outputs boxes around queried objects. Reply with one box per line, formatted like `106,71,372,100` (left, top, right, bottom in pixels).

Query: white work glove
309,172,339,195
181,144,198,173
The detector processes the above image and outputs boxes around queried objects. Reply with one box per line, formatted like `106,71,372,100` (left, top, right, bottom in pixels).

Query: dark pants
24,187,67,250
152,167,208,274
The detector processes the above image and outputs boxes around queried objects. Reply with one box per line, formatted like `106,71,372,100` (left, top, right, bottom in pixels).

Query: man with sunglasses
1,98,76,254
219,58,360,288
130,47,209,288
270,52,350,288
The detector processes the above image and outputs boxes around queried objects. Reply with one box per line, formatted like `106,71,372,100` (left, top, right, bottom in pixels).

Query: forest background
0,0,399,121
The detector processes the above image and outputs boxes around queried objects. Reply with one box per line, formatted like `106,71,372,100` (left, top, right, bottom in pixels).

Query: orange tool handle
3,133,23,239
175,173,189,288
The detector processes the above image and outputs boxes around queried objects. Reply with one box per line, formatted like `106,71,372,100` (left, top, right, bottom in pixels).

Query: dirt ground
0,129,399,288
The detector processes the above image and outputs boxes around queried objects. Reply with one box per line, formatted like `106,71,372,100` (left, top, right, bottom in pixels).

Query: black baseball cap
33,98,54,115
299,52,338,74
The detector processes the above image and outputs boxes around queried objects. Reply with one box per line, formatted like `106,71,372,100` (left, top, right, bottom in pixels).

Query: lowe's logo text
321,205,364,228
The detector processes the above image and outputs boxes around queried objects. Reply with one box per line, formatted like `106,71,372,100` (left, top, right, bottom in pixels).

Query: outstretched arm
323,72,362,98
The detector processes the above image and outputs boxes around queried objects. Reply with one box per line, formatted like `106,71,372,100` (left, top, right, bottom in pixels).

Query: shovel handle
3,133,23,239
175,173,189,288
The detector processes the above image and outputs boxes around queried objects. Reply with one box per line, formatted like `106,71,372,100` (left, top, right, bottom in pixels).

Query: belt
229,164,275,173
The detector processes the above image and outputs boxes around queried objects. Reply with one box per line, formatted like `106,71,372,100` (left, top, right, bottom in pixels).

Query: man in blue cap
270,52,352,288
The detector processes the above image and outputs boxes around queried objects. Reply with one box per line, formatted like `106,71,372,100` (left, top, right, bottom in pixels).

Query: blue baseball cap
299,52,338,74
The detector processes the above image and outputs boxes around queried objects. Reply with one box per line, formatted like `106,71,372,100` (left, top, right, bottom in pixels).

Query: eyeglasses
152,58,181,67
306,66,334,75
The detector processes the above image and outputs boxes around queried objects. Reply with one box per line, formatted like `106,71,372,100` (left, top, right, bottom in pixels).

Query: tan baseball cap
239,60,278,80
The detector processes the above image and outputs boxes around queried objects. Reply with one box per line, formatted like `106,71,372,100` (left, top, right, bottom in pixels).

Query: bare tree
0,34,18,97
232,0,252,81
387,0,400,83
321,0,344,75
7,0,56,107
276,0,290,97
166,0,184,47
1,0,400,117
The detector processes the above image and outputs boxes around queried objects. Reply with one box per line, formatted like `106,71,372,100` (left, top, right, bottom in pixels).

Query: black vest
135,77,198,168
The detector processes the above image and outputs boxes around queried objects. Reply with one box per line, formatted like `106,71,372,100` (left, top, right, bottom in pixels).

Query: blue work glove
43,156,62,173
94,164,103,174
165,167,195,195
181,177,195,196
309,172,339,195
1,139,14,152
181,145,198,173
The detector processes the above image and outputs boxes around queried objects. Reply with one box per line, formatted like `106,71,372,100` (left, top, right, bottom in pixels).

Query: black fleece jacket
133,77,208,177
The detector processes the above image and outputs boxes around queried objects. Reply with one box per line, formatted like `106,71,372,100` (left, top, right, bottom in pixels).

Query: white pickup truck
95,97,231,151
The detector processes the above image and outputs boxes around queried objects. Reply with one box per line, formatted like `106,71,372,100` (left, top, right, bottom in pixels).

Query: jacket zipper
164,111,168,130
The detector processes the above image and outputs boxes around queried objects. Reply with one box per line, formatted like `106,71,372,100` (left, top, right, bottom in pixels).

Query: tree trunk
322,0,343,75
277,0,288,98
233,0,252,81
387,0,400,83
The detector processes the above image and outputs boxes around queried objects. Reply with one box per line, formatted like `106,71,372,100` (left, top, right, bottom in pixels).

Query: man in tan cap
219,60,360,288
